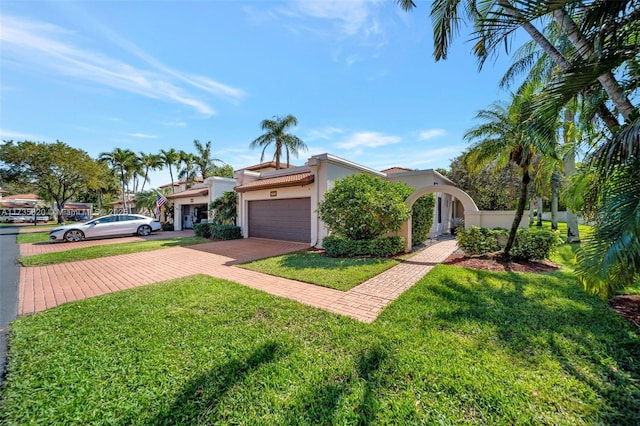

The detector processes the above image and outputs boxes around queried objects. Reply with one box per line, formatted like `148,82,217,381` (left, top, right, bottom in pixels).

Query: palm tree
192,140,224,179
464,88,554,256
99,148,137,213
398,0,634,131
139,152,163,193
160,148,180,193
178,151,198,189
249,114,307,170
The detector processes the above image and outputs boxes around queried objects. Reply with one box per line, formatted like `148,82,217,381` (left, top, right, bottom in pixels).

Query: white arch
401,184,479,251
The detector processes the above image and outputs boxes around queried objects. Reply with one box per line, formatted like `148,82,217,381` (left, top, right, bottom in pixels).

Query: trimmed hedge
209,224,242,240
193,223,211,238
323,235,405,257
161,223,174,231
455,226,561,260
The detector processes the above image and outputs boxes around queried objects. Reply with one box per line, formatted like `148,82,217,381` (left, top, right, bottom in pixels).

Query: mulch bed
609,295,640,329
443,253,560,273
443,253,640,329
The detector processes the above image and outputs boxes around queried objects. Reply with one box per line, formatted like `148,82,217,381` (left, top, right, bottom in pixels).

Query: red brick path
18,238,458,323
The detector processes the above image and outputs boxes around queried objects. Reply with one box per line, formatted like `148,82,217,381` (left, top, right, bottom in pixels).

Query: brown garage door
248,198,311,242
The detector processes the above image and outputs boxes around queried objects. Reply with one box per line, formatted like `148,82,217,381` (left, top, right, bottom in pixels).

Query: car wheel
64,230,85,242
137,225,152,236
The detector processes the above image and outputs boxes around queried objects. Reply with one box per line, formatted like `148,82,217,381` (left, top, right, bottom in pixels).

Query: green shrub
456,226,507,256
412,194,435,244
193,223,211,238
209,191,237,225
209,224,242,240
511,228,562,260
317,174,412,240
456,226,561,260
323,235,405,257
161,223,174,231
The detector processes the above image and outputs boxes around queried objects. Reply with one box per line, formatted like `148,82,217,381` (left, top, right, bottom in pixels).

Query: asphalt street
0,226,19,386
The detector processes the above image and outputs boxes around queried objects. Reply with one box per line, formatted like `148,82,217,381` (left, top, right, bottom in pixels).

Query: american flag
155,193,167,218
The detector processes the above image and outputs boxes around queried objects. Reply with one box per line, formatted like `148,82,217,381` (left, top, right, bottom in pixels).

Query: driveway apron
18,238,458,323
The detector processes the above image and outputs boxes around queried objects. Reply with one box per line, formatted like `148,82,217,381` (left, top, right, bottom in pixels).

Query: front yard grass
239,251,406,291
2,249,638,424
19,236,208,266
16,231,50,244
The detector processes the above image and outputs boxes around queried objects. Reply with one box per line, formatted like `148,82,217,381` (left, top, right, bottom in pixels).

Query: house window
437,197,442,224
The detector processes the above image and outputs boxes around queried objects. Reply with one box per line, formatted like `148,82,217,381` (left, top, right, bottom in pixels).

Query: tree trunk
496,0,621,131
529,197,535,225
536,196,543,227
504,169,530,257
551,170,560,230
552,8,635,121
562,109,581,243
169,166,175,193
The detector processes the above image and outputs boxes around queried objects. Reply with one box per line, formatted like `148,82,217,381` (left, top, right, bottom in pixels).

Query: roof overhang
234,172,314,193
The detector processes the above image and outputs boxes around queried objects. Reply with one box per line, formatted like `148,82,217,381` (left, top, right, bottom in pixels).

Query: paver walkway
18,238,458,323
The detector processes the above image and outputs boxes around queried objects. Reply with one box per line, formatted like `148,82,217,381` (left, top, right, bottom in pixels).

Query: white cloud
306,126,344,141
335,131,401,149
419,129,447,140
0,129,48,141
290,0,373,36
0,15,246,116
125,133,158,139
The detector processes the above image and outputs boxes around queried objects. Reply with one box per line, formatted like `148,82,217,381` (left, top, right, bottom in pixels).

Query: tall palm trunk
120,168,127,213
551,8,635,122
563,109,581,242
496,0,622,131
549,171,560,230
536,196,543,226
504,168,530,256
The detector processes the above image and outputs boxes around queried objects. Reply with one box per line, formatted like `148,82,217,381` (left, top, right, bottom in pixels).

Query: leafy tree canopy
0,140,105,222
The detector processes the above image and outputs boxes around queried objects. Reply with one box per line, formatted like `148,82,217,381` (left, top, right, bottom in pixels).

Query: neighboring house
159,177,204,194
234,153,468,248
0,193,45,207
167,176,236,230
108,195,136,214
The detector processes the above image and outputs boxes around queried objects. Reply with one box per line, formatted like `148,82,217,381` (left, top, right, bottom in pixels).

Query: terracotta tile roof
0,189,8,194
166,187,209,199
381,167,413,174
241,161,295,172
3,193,42,200
235,172,314,193
159,177,204,189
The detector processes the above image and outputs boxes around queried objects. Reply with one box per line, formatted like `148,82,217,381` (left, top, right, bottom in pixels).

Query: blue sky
1,1,522,188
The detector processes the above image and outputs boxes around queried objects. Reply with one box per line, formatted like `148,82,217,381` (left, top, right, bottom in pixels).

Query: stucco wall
465,210,530,229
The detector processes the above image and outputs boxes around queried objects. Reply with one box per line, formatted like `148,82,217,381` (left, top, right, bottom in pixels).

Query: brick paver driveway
18,238,458,323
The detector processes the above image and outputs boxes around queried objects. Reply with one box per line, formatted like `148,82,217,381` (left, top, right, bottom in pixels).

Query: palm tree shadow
146,341,283,425
286,344,388,425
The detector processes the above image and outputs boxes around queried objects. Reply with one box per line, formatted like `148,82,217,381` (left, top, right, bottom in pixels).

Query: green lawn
2,246,638,424
16,231,50,244
19,236,209,266
239,251,406,291
534,219,594,240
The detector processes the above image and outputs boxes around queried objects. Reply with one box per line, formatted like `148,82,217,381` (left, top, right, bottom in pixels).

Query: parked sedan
49,214,162,242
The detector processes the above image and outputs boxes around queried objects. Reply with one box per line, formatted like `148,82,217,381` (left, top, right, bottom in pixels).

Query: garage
248,198,311,242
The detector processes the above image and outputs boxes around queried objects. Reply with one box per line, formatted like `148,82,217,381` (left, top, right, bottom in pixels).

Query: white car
49,214,162,242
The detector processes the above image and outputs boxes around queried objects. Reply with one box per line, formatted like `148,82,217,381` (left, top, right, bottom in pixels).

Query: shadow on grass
147,341,283,425
286,344,388,425
417,268,640,423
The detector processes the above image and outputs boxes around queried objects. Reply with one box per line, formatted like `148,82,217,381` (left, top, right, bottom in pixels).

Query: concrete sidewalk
18,239,458,323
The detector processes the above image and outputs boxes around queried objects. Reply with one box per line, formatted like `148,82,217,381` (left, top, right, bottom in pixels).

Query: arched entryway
400,184,480,251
